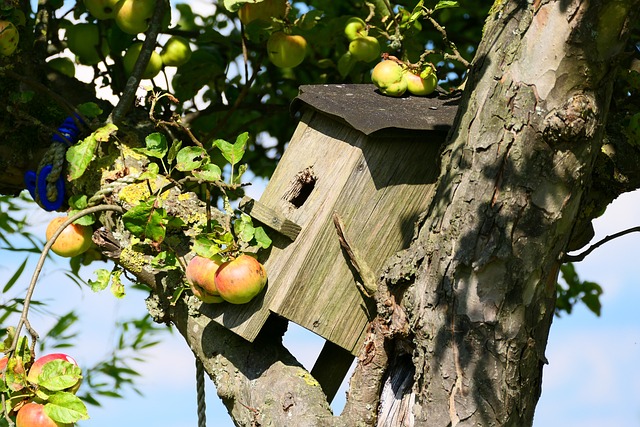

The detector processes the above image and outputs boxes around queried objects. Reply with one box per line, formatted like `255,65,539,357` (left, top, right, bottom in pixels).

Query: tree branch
563,226,640,262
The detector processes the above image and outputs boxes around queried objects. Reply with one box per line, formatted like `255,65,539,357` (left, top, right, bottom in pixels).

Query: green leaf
214,132,248,166
175,146,208,171
68,196,94,226
122,199,167,243
77,102,103,119
45,392,89,423
3,257,27,293
66,135,98,181
254,226,272,249
167,139,183,165
233,163,248,184
434,0,459,10
151,251,180,270
234,214,255,243
135,132,168,159
38,360,82,392
110,270,125,299
193,235,222,259
88,269,111,292
223,0,261,13
193,163,222,182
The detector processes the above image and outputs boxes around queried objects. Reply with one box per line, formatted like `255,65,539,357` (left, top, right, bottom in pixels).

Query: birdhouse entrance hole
283,167,317,208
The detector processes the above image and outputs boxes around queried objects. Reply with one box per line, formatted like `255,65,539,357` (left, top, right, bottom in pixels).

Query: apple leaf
88,268,110,292
214,132,248,166
66,124,117,180
176,146,208,171
110,269,125,299
254,226,272,249
233,163,248,184
38,360,82,391
135,132,168,159
122,198,168,243
193,163,222,182
77,102,103,119
68,195,95,226
223,0,263,13
234,214,255,243
434,0,459,10
168,139,183,165
45,392,89,423
193,235,222,259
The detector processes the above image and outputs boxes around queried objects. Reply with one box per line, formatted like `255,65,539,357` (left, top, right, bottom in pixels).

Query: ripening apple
83,0,123,20
404,66,437,96
46,216,93,258
65,23,109,65
267,31,306,69
160,36,192,67
0,20,19,56
114,0,155,34
16,402,72,427
371,60,407,97
122,41,163,79
214,254,267,304
185,256,224,303
238,0,286,25
348,35,380,63
46,57,75,77
344,17,367,41
27,353,81,394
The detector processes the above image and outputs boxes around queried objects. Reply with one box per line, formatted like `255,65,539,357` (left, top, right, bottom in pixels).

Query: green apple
122,41,163,79
186,255,224,303
65,23,110,65
344,17,367,41
371,60,407,97
238,0,286,25
46,216,93,258
115,0,155,35
47,57,75,77
160,36,192,67
214,254,267,304
267,31,306,68
0,20,19,56
83,0,123,20
348,35,380,63
404,66,437,96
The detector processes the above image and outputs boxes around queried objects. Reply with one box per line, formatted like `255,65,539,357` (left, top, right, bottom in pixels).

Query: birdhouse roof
292,84,459,136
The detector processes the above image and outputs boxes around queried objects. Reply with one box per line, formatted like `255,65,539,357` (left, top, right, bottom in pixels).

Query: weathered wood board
199,84,458,355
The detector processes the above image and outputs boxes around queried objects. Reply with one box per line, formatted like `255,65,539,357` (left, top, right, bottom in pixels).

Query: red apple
27,353,81,393
16,402,72,427
45,217,93,258
185,256,224,303
267,31,306,68
404,65,437,96
214,254,267,304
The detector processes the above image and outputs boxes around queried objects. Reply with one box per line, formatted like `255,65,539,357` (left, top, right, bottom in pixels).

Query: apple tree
1,0,640,426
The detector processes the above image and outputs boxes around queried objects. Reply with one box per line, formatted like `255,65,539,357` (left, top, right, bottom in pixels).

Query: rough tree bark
2,1,638,426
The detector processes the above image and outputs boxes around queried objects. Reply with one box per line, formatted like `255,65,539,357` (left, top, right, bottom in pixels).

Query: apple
46,57,75,77
27,353,81,394
83,0,123,20
160,36,192,67
348,35,380,63
344,17,367,41
65,23,109,65
16,402,72,427
238,0,286,25
404,66,437,96
267,31,306,68
122,41,163,79
114,0,155,35
185,256,224,303
0,20,19,56
46,217,93,258
214,254,267,304
371,60,407,97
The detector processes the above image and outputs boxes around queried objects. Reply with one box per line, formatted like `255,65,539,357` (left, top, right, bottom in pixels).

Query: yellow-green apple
0,20,19,56
344,16,367,41
160,36,192,67
65,23,109,65
348,35,380,62
46,57,75,77
83,0,122,20
27,353,81,393
122,41,163,79
185,256,224,303
267,31,306,68
46,217,93,258
16,402,72,427
238,0,286,25
404,66,437,96
214,254,267,304
114,0,154,34
371,60,407,97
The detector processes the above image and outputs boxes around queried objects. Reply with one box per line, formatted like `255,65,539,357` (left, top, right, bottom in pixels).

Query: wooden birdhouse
199,84,458,399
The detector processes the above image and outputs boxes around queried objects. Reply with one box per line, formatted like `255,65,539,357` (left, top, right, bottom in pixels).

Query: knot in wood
542,94,597,145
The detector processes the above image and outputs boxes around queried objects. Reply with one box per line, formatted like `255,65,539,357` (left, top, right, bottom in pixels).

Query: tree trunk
377,0,639,425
